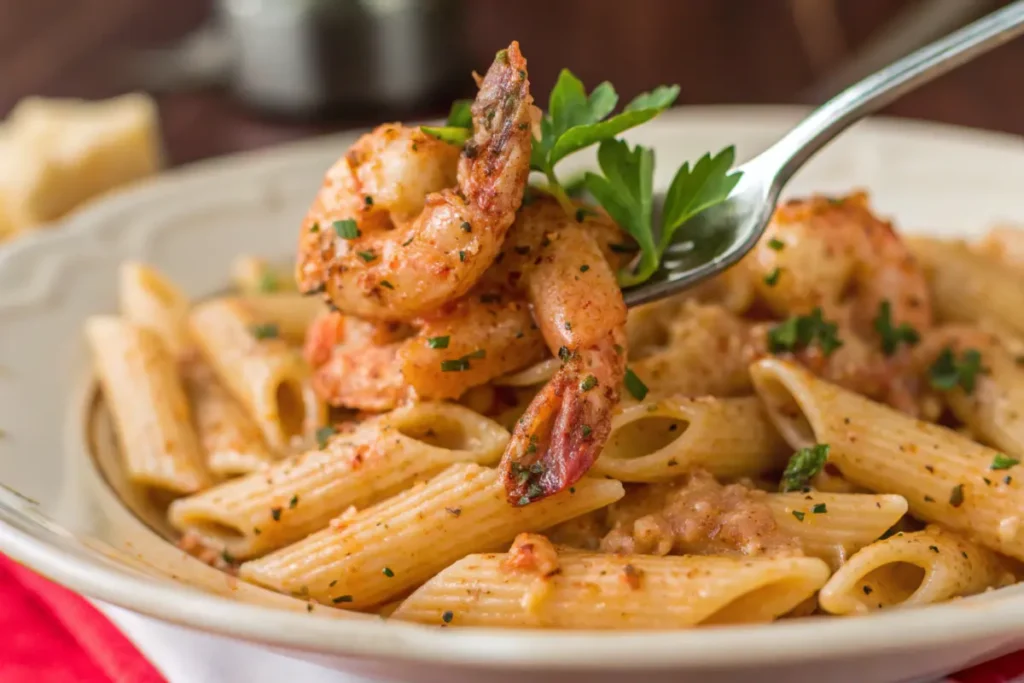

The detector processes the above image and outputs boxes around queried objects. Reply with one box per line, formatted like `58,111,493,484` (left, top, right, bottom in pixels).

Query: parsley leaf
533,71,678,212
249,323,280,340
873,300,920,356
427,336,450,349
992,453,1019,470
929,347,984,393
446,99,472,128
780,444,829,492
420,126,472,146
624,367,648,401
584,139,741,286
767,308,843,356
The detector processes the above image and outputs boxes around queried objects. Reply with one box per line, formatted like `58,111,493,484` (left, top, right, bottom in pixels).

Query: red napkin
0,555,165,683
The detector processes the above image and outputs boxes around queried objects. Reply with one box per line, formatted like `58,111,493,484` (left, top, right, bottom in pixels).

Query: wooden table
1,0,1021,166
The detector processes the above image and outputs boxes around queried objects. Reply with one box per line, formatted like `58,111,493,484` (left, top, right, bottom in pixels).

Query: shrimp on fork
495,198,629,505
296,42,534,321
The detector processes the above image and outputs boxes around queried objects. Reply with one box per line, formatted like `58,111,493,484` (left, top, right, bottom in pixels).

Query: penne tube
237,294,325,344
392,537,830,629
118,262,191,358
751,358,1024,561
181,361,276,476
86,317,210,493
189,297,324,451
239,464,625,609
765,492,908,569
591,396,788,481
231,255,297,295
818,525,1015,615
909,236,1024,338
169,403,509,559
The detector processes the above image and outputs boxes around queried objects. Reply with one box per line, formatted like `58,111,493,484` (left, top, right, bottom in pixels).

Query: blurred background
1,0,1021,167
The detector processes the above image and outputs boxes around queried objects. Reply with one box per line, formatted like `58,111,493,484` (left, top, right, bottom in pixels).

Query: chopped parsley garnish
316,426,336,449
357,250,376,262
792,510,805,521
333,595,353,604
558,345,572,362
580,375,598,391
581,425,592,437
289,494,299,509
271,507,282,521
364,195,373,206
873,300,920,356
624,367,648,400
402,236,414,247
333,219,360,239
464,349,486,360
949,483,965,507
580,264,590,272
763,268,781,287
382,567,394,578
863,585,873,595
427,336,450,349
379,280,394,290
249,323,280,340
812,503,827,514
767,308,843,356
780,444,829,492
929,545,939,553
992,454,1020,470
929,348,984,393
767,237,785,251
442,610,454,624
309,221,320,233
440,359,470,372
458,250,466,262
461,221,472,232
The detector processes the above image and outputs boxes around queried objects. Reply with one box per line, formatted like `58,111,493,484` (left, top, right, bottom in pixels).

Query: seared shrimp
495,199,629,504
296,42,534,321
305,298,547,411
745,192,934,413
749,192,932,339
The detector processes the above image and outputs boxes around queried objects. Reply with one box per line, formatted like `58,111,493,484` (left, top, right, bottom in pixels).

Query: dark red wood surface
1,0,1021,166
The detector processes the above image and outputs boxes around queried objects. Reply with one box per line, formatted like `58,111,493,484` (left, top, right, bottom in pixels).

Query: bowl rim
3,105,1024,670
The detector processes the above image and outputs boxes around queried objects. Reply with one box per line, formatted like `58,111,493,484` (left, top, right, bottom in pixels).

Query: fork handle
761,0,1024,184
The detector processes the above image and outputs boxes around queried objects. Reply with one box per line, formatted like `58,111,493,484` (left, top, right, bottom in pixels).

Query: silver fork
623,0,1024,309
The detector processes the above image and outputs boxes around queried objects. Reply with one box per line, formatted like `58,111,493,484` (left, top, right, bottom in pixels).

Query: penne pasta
975,225,1024,271
591,396,788,481
239,464,625,609
765,492,908,569
189,298,324,451
909,236,1024,338
118,262,191,358
168,403,509,559
237,294,325,344
818,525,1015,615
181,361,276,476
85,317,210,494
392,535,830,629
751,358,1024,561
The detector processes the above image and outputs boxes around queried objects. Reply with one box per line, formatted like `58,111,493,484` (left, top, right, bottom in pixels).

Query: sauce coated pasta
86,44,1024,629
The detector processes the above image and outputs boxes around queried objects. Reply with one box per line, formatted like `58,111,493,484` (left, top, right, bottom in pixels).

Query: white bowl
2,107,1024,683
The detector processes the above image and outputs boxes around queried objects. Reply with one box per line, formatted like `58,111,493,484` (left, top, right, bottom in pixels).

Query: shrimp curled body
296,42,534,322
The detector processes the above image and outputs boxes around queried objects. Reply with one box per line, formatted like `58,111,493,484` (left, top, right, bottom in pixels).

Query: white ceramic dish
2,107,1024,683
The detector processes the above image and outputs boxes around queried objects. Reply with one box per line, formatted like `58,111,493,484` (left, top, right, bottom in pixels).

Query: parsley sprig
874,300,920,356
767,308,843,356
421,100,473,145
582,140,741,286
780,444,830,492
928,347,984,393
531,71,678,213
